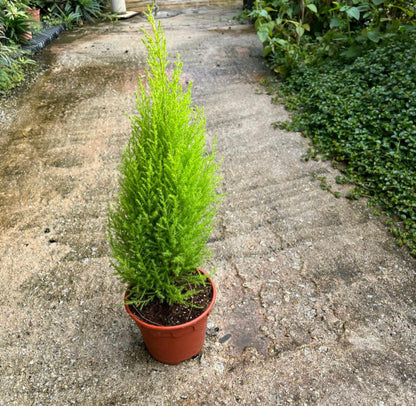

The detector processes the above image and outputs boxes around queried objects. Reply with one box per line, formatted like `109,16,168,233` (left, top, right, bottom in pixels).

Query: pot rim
124,268,216,331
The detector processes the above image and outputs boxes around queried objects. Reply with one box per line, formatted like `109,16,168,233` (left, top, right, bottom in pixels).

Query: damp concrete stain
0,62,138,231
219,294,272,356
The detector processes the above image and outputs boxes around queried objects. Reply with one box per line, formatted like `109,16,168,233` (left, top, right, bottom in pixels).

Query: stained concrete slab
117,11,141,19
1,5,416,406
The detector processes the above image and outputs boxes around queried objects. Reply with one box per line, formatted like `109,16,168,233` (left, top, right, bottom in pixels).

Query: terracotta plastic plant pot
21,31,32,41
124,269,216,365
27,9,41,21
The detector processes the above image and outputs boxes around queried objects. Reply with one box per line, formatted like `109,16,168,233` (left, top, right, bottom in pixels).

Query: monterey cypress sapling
108,11,222,309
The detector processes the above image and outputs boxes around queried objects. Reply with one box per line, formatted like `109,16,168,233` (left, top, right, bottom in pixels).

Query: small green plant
48,2,81,29
71,0,102,22
0,9,35,94
312,173,341,198
0,41,35,94
249,0,318,74
0,0,32,44
108,10,222,309
47,0,103,28
253,2,416,256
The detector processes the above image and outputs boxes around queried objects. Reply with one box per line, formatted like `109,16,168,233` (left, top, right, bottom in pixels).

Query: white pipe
110,0,126,14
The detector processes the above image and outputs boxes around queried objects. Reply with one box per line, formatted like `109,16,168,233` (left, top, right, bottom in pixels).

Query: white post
111,0,126,14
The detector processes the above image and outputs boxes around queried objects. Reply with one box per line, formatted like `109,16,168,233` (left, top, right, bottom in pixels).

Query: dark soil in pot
128,283,213,326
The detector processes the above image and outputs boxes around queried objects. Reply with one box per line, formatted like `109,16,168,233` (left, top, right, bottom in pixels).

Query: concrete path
1,5,416,405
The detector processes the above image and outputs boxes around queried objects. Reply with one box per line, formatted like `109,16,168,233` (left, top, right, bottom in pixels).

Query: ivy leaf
274,64,288,75
257,28,269,43
330,17,343,28
367,29,382,43
258,9,270,19
306,4,318,14
263,45,272,57
347,7,360,21
296,26,305,38
272,37,289,46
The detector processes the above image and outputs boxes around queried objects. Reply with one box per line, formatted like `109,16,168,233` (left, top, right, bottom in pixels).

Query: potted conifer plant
108,10,222,365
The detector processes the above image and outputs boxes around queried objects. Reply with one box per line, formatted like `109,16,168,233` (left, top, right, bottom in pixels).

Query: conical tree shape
108,11,222,309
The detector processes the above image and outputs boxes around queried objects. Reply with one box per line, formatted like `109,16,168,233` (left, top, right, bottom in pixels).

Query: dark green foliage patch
278,33,416,255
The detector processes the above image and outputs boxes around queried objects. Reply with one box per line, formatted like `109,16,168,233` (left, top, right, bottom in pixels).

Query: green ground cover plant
276,32,416,255
249,1,416,255
108,11,222,309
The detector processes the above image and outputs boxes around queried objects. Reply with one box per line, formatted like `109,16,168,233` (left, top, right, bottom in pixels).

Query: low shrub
0,1,35,94
0,41,35,94
47,0,105,28
249,0,416,74
0,0,33,44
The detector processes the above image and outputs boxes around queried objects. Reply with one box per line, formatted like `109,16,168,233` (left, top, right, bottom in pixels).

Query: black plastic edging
22,25,65,54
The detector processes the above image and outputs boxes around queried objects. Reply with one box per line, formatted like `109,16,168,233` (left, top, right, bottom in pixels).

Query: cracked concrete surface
1,4,416,405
